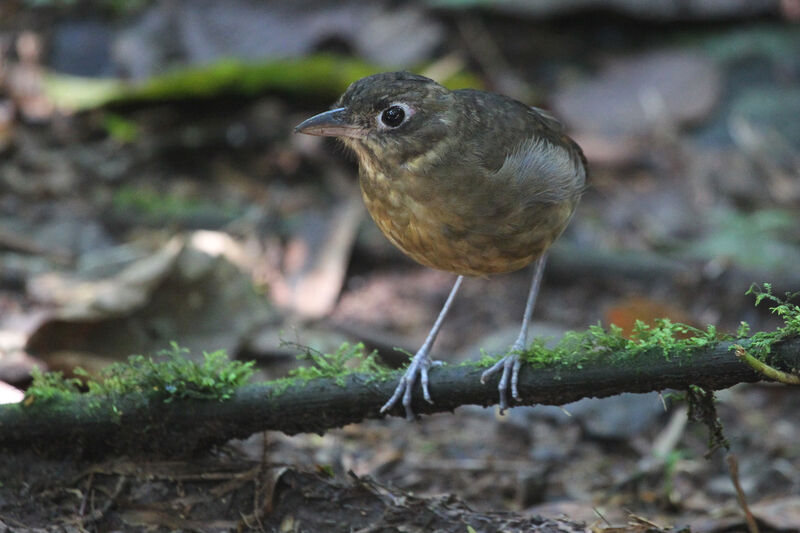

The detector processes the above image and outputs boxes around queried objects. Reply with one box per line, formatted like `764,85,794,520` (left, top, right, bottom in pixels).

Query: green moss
736,321,751,338
24,343,254,406
24,368,83,405
112,184,240,223
262,342,389,397
103,113,140,144
289,342,389,385
128,56,372,101
741,283,800,361
266,342,393,396
474,319,722,372
45,55,482,111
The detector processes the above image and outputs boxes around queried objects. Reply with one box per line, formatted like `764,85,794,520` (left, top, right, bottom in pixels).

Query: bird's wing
492,134,587,205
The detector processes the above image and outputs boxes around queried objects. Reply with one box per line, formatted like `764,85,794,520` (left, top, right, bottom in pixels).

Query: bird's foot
480,341,525,414
380,348,441,421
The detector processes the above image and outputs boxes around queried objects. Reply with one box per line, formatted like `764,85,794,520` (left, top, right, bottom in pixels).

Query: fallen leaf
751,496,800,530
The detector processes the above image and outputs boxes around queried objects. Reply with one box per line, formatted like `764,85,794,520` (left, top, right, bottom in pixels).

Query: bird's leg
380,275,464,421
481,255,547,413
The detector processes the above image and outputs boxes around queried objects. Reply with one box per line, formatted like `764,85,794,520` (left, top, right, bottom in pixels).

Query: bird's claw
480,351,523,414
380,352,436,421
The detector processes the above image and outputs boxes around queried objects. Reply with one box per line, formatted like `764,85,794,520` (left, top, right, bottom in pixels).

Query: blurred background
0,0,799,529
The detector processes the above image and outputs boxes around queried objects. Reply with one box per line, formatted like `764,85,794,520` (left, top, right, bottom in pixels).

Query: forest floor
1,2,799,531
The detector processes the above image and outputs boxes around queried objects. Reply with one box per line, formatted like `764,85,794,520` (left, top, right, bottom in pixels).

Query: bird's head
295,72,454,169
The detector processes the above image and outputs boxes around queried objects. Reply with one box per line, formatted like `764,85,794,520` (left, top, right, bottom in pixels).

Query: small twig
627,514,668,531
239,435,285,528
726,454,760,533
78,472,93,517
72,475,126,527
734,344,800,385
592,506,612,527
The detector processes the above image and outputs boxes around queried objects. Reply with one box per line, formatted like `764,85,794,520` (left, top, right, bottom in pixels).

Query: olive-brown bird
295,72,587,420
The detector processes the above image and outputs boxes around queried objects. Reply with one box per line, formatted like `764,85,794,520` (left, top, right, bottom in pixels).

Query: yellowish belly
360,178,571,277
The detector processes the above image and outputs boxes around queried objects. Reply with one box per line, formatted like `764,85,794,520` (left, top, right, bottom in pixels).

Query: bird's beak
294,107,366,139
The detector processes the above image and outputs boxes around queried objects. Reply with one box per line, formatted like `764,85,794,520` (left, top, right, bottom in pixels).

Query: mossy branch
1,331,799,458
3,285,798,457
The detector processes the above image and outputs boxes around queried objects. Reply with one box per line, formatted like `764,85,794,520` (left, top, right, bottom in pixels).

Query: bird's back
450,88,587,190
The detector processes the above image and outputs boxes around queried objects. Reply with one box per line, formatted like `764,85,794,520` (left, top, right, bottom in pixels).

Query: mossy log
1,335,798,457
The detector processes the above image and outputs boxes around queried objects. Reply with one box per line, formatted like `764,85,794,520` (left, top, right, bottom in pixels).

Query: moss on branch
3,284,799,458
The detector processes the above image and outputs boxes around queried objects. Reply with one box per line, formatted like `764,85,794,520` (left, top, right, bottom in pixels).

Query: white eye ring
376,102,415,130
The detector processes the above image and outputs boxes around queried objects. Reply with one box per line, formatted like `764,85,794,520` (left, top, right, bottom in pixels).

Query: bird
295,71,587,420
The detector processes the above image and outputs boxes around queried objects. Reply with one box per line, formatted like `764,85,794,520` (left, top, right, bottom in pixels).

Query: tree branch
2,335,799,457
548,244,800,296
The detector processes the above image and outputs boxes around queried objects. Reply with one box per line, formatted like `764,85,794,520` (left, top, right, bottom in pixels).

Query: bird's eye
379,105,407,128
